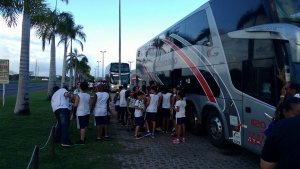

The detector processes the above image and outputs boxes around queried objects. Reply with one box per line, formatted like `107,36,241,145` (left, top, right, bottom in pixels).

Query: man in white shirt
51,86,73,147
119,84,128,125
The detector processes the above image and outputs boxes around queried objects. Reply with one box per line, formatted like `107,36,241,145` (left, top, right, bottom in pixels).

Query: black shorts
146,112,157,121
95,116,108,125
176,117,185,125
128,108,135,119
162,108,170,118
115,105,120,113
78,115,89,129
135,117,144,127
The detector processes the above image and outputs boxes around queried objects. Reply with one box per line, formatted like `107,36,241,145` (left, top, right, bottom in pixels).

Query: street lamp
100,50,106,79
128,61,134,70
97,61,101,80
118,0,122,85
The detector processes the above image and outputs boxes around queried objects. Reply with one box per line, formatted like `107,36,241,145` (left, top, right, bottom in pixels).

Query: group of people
114,81,187,144
260,82,300,169
51,81,111,147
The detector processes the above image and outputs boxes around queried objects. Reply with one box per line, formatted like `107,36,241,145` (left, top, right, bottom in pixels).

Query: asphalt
0,82,49,96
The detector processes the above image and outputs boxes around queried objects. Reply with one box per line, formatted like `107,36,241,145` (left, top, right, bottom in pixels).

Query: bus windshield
111,75,130,84
275,0,300,22
110,63,130,72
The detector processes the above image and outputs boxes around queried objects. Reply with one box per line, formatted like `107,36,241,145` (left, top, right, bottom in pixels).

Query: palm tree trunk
14,12,31,115
47,35,56,99
69,64,73,89
73,63,77,86
61,37,67,87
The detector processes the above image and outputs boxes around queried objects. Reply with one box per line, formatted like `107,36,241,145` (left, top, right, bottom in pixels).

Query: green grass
0,92,122,169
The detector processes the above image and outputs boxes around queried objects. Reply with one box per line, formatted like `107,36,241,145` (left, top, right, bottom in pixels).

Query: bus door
171,69,182,87
241,39,280,153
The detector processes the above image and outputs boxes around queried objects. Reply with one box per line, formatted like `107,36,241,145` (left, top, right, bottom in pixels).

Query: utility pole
100,50,106,79
118,0,122,85
128,61,134,70
97,61,101,81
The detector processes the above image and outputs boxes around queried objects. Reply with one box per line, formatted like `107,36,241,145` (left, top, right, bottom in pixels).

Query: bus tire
206,110,226,147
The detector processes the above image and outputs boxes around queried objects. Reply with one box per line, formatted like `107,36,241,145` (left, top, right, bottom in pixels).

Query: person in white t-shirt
51,86,73,147
119,84,128,125
145,86,160,138
73,82,90,145
127,90,136,131
172,91,186,144
134,92,145,139
162,86,172,133
92,84,111,141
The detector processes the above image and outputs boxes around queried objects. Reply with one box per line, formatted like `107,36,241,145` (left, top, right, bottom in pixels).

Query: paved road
0,82,48,96
111,122,260,169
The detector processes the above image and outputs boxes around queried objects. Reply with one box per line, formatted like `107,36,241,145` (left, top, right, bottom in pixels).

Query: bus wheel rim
209,116,223,140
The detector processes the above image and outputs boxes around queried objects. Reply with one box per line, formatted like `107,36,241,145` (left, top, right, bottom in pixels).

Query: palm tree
14,0,48,115
67,48,86,88
77,57,90,82
35,10,72,98
58,21,86,87
0,0,22,27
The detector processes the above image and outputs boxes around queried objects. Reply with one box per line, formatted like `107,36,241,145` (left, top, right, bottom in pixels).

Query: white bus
105,62,130,92
136,0,300,154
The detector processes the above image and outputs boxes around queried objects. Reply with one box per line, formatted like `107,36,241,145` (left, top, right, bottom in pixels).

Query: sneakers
151,133,155,138
75,140,85,145
181,137,186,143
95,138,102,141
144,131,151,137
104,136,112,141
136,135,143,139
172,138,180,144
61,142,74,147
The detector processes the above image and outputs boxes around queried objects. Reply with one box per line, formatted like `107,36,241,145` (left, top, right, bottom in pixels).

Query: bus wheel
207,110,226,147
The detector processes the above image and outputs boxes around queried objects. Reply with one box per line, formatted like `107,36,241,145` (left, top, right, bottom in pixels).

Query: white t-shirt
76,92,90,116
94,92,109,116
119,89,127,107
162,93,172,109
128,96,136,108
73,89,80,95
51,88,70,112
175,100,186,118
134,100,144,117
146,94,159,113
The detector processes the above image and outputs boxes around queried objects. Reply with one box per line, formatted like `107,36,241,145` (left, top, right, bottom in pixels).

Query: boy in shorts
172,91,186,144
145,86,160,138
134,92,145,139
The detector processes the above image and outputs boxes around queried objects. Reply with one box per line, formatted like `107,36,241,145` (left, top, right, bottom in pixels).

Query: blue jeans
54,108,71,144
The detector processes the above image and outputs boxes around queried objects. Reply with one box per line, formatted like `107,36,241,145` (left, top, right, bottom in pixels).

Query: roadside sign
0,59,9,107
0,59,9,84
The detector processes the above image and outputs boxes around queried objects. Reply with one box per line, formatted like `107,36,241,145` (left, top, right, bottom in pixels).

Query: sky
0,0,207,78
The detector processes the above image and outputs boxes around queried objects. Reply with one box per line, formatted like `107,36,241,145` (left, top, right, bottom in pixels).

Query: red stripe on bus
162,39,216,103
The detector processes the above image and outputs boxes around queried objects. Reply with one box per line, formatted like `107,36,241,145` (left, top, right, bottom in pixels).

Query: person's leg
96,125,101,139
54,111,62,142
80,128,85,141
152,121,156,134
177,124,181,140
60,109,71,144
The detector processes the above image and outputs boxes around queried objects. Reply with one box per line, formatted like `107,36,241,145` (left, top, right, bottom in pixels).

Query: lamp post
97,61,101,80
128,61,134,70
100,50,106,79
118,0,122,85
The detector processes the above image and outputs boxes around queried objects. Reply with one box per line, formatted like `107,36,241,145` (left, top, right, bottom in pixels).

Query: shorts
146,112,157,121
162,108,170,118
78,115,89,129
135,117,144,127
128,108,135,119
95,116,108,125
176,117,185,125
115,105,120,113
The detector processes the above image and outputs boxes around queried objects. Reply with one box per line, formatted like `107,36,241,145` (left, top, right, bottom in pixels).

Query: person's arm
90,94,97,110
260,159,277,169
175,101,180,112
74,95,80,107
